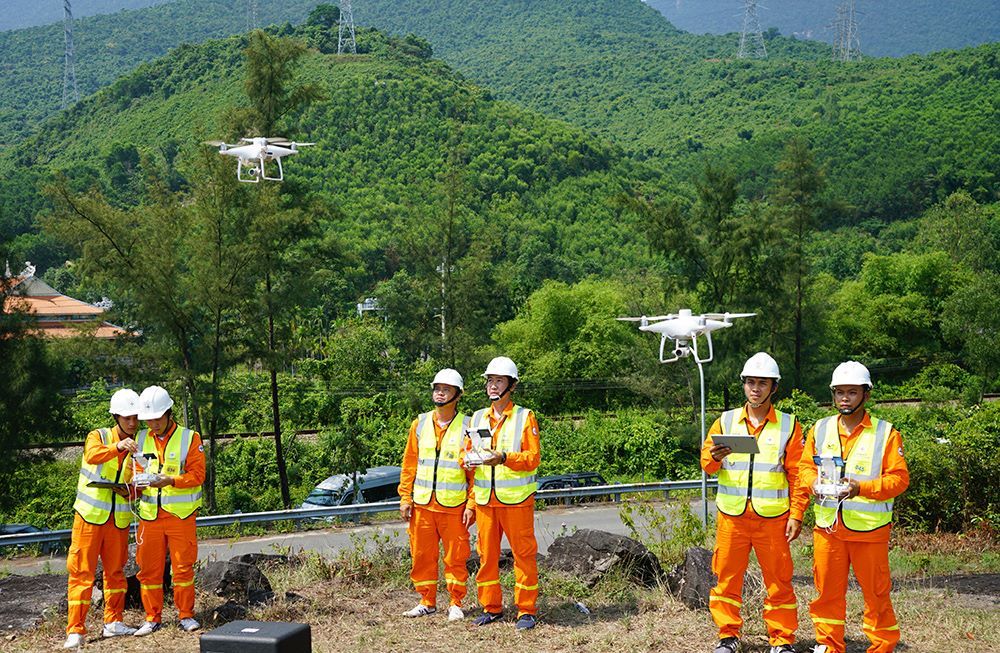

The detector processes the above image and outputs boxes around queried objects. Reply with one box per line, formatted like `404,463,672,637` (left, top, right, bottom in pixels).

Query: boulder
199,560,274,605
95,543,171,609
0,574,65,632
671,546,716,610
466,548,515,574
211,600,249,624
544,529,663,588
229,553,295,568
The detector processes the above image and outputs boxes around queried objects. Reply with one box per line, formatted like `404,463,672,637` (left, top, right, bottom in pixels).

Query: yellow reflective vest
716,409,796,518
74,428,134,529
812,415,894,532
412,411,470,508
471,405,537,506
137,426,202,520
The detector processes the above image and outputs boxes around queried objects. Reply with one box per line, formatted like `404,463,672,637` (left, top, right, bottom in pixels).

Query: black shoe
472,612,503,626
515,614,537,631
714,637,740,653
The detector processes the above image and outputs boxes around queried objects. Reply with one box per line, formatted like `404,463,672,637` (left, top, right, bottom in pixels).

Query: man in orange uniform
64,389,142,649
701,353,806,653
465,356,540,631
800,362,908,653
398,368,475,621
133,385,206,636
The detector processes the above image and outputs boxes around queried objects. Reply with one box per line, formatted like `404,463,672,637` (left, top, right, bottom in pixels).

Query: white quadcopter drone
205,137,315,183
617,308,755,363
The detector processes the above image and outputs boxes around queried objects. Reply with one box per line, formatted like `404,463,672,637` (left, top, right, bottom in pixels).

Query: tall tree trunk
266,270,292,508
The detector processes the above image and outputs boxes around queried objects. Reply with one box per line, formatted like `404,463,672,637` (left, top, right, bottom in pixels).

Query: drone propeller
203,140,227,147
616,314,674,322
703,312,756,321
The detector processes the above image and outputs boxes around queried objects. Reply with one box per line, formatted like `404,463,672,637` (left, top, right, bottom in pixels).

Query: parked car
537,472,610,504
301,465,402,511
0,523,56,555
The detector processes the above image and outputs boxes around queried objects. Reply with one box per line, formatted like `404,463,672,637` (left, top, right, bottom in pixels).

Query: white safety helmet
108,389,140,417
431,368,464,391
740,352,781,381
830,361,872,389
482,356,519,380
137,385,174,420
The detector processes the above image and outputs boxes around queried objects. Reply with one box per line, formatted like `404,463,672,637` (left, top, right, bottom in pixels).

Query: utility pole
831,1,862,62
737,0,767,59
246,0,259,31
62,0,80,108
338,0,357,55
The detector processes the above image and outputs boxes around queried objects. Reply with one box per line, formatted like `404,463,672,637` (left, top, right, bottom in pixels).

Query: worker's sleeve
502,410,540,472
700,417,725,475
172,432,206,489
798,427,819,496
858,427,909,500
397,419,420,505
784,420,808,521
83,429,120,465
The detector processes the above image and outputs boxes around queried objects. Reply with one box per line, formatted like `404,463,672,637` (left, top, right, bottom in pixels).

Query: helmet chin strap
488,379,514,403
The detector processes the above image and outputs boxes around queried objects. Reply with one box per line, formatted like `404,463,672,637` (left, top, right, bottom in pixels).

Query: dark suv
537,472,610,504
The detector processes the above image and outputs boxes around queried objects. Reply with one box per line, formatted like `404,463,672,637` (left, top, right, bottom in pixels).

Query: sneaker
402,604,437,618
63,633,84,649
472,611,503,626
515,614,537,631
769,646,795,653
102,622,137,637
133,621,161,637
714,637,741,653
811,647,829,653
448,605,465,621
179,618,200,632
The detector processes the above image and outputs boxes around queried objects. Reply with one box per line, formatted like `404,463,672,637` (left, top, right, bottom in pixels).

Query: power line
737,0,767,59
62,0,79,108
338,0,357,55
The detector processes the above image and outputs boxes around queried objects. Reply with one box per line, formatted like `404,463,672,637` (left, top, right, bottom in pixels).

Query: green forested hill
648,0,1000,58
4,26,653,336
0,0,173,33
2,0,998,222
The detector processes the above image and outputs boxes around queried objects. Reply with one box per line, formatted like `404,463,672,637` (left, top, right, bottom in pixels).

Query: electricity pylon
737,0,767,59
338,0,357,55
62,0,80,108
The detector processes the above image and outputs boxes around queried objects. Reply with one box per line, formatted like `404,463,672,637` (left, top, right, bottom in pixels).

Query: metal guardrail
0,479,716,549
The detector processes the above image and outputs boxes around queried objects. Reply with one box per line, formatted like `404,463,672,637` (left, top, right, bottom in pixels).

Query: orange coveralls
398,412,475,608
466,404,541,617
66,426,134,635
136,422,205,623
800,412,908,653
701,405,807,646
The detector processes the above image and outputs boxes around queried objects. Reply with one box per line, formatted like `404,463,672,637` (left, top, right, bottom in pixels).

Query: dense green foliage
648,0,1000,58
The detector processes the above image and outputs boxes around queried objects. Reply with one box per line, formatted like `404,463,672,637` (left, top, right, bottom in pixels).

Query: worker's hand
400,503,413,521
481,450,503,466
845,479,861,499
710,444,732,461
462,508,475,527
148,475,173,488
785,518,802,543
116,438,139,454
112,486,131,499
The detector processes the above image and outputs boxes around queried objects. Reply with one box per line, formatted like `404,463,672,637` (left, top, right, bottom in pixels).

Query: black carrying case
199,620,311,653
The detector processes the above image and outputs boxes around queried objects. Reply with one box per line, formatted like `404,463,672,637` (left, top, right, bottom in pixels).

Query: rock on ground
544,529,663,588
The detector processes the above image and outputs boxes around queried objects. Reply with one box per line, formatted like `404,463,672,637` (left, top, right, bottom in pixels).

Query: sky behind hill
1,0,174,32
646,0,1000,57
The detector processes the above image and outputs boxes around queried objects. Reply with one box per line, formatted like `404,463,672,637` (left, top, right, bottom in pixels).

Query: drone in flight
617,309,755,363
205,137,314,183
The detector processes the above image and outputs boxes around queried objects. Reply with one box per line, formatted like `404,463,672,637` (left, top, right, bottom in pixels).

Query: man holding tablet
701,352,807,653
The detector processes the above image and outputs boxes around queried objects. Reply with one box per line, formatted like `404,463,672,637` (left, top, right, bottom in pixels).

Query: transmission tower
831,1,862,62
246,0,259,31
737,0,767,59
338,0,356,55
62,0,80,108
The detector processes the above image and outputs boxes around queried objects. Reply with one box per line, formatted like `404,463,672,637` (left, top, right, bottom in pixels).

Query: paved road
2,500,706,576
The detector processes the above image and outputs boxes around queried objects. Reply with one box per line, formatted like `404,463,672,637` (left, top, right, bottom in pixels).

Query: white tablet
712,434,760,455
